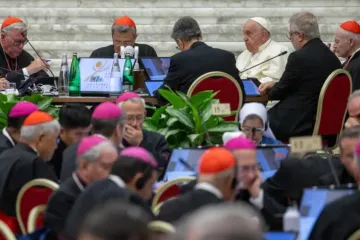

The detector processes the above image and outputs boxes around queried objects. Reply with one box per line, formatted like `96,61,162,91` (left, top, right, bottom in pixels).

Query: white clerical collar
195,182,223,199
2,128,15,146
72,173,85,192
108,174,126,188
258,38,272,52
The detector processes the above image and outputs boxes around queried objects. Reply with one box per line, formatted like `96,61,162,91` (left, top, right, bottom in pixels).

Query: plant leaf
165,129,181,139
143,119,158,132
207,122,238,132
21,94,45,103
202,99,220,123
151,105,168,122
189,91,213,107
176,91,202,133
6,94,18,102
37,98,53,110
166,117,178,127
165,108,194,129
158,89,185,108
0,102,16,116
0,93,7,102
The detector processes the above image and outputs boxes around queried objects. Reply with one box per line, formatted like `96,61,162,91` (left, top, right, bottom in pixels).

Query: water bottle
283,204,300,233
69,53,80,96
58,53,69,96
109,53,122,94
122,53,134,92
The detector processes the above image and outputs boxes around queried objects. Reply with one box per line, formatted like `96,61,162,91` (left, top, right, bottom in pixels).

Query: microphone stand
240,51,288,74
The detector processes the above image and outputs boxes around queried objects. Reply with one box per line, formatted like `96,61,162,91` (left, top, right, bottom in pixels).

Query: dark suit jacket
49,139,68,179
262,155,354,208
268,38,341,141
345,50,360,92
309,191,360,240
60,142,79,182
90,43,158,58
64,178,153,239
0,130,14,155
44,174,85,234
154,42,245,104
157,188,222,223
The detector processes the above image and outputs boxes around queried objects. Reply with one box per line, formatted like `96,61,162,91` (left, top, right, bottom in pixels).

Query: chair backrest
152,176,196,209
27,205,46,234
16,179,59,234
0,211,18,236
347,228,360,240
0,220,16,240
313,69,352,147
148,221,176,234
187,71,244,121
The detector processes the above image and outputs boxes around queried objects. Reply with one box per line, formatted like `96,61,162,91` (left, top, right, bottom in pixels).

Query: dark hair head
340,126,360,141
80,200,151,240
91,115,124,138
7,116,27,129
59,103,92,129
111,156,155,188
171,16,202,42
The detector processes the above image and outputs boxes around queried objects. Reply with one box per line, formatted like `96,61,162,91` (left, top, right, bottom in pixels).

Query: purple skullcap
120,146,158,168
116,92,141,105
92,102,122,119
224,136,256,150
9,101,39,118
77,135,107,157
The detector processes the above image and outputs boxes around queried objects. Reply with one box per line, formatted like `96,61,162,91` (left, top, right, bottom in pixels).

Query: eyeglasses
4,32,28,46
238,163,262,173
127,115,144,122
241,126,264,133
286,31,300,40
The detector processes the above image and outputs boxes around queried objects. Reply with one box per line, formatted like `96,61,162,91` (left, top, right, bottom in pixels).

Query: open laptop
141,57,171,81
243,79,261,96
79,58,135,96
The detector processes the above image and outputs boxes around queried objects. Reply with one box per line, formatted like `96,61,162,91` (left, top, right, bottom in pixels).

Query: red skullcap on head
113,16,136,29
1,16,23,29
23,111,54,126
198,147,236,174
340,20,360,34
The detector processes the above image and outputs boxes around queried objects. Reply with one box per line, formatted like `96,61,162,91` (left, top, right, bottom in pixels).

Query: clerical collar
72,172,86,192
349,47,360,62
257,38,272,53
108,174,126,188
2,128,15,146
195,182,223,199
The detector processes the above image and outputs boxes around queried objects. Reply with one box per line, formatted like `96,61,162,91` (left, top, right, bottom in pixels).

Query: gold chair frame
0,220,16,240
16,179,59,234
312,69,352,150
148,221,176,234
187,71,244,121
27,205,46,233
152,176,196,209
348,228,360,240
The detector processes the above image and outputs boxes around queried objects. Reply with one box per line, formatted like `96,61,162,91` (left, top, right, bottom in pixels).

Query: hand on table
0,78,9,91
27,58,50,75
258,81,275,95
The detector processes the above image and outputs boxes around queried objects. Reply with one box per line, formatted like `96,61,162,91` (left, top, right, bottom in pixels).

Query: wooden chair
27,205,46,234
313,69,352,150
152,176,196,209
0,220,16,240
16,179,59,234
347,228,360,240
187,71,244,121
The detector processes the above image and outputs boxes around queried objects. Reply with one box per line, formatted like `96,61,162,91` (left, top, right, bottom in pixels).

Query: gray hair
117,97,145,108
2,22,27,33
111,24,136,36
340,126,360,141
289,11,320,40
20,120,60,142
338,27,360,42
171,16,202,42
348,90,360,102
171,203,263,240
76,140,116,167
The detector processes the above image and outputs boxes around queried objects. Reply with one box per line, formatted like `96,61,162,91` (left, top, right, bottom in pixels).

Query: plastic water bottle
58,53,69,96
109,53,122,94
283,204,300,233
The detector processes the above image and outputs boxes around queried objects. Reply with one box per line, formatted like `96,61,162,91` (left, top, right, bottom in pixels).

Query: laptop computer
243,79,261,96
79,57,135,96
141,57,171,81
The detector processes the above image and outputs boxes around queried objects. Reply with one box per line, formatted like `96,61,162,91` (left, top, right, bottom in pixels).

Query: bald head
243,19,270,53
334,27,360,58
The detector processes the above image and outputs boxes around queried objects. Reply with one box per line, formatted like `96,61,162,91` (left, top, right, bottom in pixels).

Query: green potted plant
143,89,238,148
0,93,59,129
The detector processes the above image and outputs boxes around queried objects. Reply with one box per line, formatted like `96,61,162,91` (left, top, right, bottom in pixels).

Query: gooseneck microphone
239,51,288,74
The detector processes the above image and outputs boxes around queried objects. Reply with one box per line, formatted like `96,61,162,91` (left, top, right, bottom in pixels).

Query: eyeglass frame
238,163,263,173
286,31,301,40
2,31,28,46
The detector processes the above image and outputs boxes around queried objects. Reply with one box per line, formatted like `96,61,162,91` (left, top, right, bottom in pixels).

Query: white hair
20,120,60,142
289,11,320,40
338,27,360,42
111,24,137,36
76,140,116,167
349,90,360,102
2,22,27,33
117,97,145,108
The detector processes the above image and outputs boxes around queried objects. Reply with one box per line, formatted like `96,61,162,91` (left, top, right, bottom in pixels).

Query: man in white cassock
236,17,289,84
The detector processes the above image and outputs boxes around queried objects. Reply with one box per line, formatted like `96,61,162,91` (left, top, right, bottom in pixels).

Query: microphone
239,51,288,74
25,37,56,78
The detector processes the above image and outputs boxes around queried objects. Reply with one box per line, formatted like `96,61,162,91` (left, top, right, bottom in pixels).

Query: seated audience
172,203,263,240
259,11,341,141
158,147,236,223
78,201,151,240
60,102,124,181
0,111,59,216
50,103,92,178
238,102,282,144
0,101,38,154
154,16,245,104
237,17,289,83
345,90,360,128
44,136,118,235
90,16,157,58
333,20,360,91
64,147,158,239
309,138,360,240
116,92,170,169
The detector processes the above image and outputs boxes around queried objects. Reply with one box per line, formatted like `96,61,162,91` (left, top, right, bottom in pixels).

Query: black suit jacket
309,191,360,240
90,43,158,58
345,50,360,92
157,188,222,223
268,38,341,141
0,131,14,155
44,174,85,234
154,42,245,104
49,139,68,179
60,142,79,182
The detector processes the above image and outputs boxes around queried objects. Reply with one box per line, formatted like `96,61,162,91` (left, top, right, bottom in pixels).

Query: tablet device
264,232,297,240
141,57,170,81
145,81,163,96
79,58,135,95
243,79,261,96
256,145,290,172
